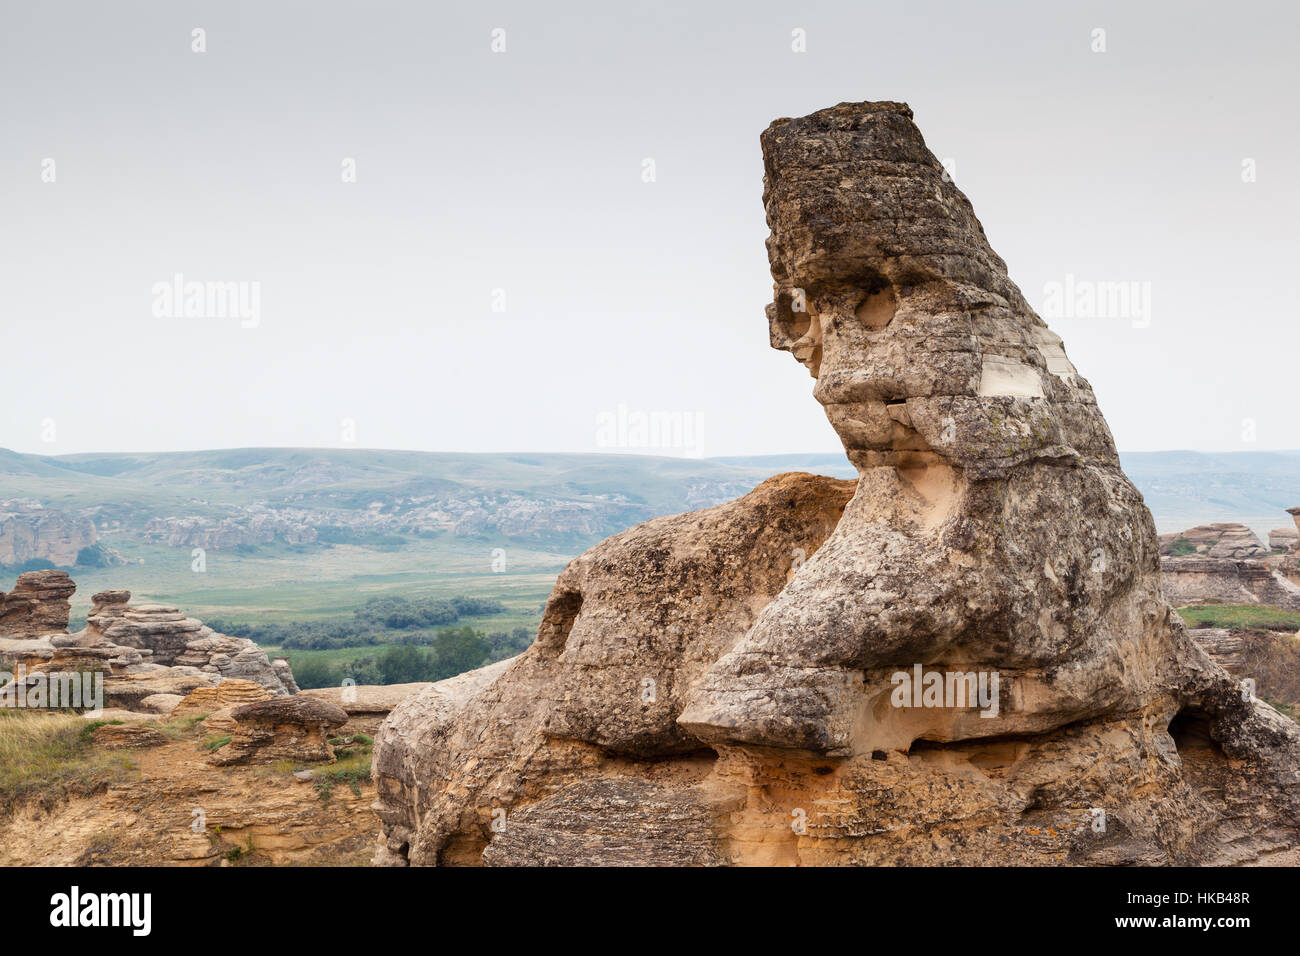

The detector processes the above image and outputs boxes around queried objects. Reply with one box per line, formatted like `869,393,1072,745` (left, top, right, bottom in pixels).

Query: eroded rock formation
83,589,296,696
1160,556,1300,612
302,681,433,734
212,696,348,766
0,576,298,711
1159,523,1268,559
0,570,76,636
373,101,1300,866
1269,527,1298,553
0,502,97,567
173,679,276,734
1278,507,1300,586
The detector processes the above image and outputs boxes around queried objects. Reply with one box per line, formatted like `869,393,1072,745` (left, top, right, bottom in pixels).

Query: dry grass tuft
0,711,137,815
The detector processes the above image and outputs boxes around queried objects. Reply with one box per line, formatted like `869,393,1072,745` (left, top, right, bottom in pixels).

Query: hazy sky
3,0,1297,459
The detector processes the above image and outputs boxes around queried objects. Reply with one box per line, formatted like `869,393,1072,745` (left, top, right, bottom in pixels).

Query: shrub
74,545,109,568
378,644,431,685
430,626,490,681
289,657,342,690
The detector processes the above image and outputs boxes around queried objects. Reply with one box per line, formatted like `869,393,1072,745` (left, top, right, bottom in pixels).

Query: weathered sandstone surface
82,589,297,696
1161,556,1300,612
302,681,431,734
211,696,348,766
374,101,1300,866
174,679,276,735
1279,507,1300,585
92,722,169,750
0,570,76,636
1269,527,1298,553
1159,523,1268,559
0,729,380,866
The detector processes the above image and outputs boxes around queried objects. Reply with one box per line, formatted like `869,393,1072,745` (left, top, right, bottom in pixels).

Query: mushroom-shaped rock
212,696,348,766
1270,527,1298,552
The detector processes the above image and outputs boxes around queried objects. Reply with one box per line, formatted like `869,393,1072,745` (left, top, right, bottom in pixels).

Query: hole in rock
813,765,834,775
1168,707,1221,754
906,735,1031,776
536,590,583,652
771,292,822,377
773,292,811,341
854,284,897,330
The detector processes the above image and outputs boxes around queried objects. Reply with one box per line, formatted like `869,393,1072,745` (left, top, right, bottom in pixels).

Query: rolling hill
0,447,1294,631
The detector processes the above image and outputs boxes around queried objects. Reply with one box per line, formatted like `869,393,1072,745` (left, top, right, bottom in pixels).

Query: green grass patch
313,753,372,804
200,734,232,752
156,713,208,739
1177,604,1300,631
78,719,124,743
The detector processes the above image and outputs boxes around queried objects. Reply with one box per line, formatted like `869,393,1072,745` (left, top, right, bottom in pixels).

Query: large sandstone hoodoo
373,101,1300,866
0,570,76,637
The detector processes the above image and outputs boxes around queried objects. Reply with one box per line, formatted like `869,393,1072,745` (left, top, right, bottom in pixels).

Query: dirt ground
0,727,379,867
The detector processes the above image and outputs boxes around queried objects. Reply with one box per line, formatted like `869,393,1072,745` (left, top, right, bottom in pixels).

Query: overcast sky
3,0,1297,459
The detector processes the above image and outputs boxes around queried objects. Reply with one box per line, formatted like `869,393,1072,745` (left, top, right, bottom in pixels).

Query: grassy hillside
6,446,1298,662
2,448,856,643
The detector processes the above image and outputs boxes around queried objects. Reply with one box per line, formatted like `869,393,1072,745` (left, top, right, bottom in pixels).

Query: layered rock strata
1269,527,1298,553
83,589,295,695
0,570,76,636
1159,523,1268,559
0,504,97,567
1161,556,1300,612
0,576,298,712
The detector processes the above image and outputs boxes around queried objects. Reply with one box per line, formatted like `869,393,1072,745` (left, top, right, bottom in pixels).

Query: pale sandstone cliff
0,503,97,567
373,101,1300,866
1161,555,1300,611
1160,517,1300,611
